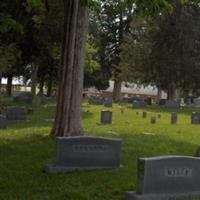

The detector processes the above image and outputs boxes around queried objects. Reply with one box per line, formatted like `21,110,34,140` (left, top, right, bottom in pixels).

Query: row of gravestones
88,96,113,107
145,111,200,125
0,107,27,129
44,136,200,200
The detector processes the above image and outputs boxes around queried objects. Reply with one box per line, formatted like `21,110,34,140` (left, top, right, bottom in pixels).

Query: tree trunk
113,80,122,103
31,63,38,98
6,74,13,96
0,71,2,96
47,74,53,97
51,1,89,137
39,78,44,95
157,85,162,102
167,81,177,100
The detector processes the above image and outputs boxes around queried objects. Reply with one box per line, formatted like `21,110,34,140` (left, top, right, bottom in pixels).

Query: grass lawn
1,97,200,200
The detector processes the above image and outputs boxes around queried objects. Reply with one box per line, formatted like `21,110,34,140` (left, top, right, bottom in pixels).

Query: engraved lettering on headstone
165,168,192,177
72,144,109,152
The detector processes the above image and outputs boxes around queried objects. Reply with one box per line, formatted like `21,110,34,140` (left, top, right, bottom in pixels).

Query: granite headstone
45,136,122,173
101,111,112,124
6,107,27,121
127,156,200,200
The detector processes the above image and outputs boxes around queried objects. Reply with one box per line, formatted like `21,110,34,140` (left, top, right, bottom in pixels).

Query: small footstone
151,116,156,124
171,112,177,124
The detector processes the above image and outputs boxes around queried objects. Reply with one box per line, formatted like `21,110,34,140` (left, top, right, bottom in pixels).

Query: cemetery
1,0,200,200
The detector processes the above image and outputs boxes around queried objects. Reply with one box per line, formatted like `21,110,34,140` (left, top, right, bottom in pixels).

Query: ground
1,97,200,200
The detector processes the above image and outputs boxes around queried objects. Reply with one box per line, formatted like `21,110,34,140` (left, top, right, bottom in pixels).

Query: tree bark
167,80,177,100
39,78,44,95
6,74,13,96
113,80,122,103
47,74,53,97
51,0,89,137
31,63,38,98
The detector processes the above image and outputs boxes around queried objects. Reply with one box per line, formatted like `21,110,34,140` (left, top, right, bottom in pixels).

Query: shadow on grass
0,133,199,200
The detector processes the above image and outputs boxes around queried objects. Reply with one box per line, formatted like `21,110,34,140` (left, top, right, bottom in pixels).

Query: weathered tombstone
159,99,166,106
103,97,112,107
191,112,200,124
101,111,112,124
6,107,27,121
194,98,200,107
88,96,103,105
45,136,122,173
171,112,177,124
142,112,147,118
0,115,7,129
127,156,200,200
13,92,33,104
151,116,156,124
165,100,180,109
133,100,147,109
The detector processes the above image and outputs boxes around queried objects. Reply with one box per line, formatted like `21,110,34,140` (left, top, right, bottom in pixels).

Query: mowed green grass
1,97,200,200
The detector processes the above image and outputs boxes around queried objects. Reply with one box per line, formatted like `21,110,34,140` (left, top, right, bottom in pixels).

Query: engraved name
72,144,109,152
164,168,192,177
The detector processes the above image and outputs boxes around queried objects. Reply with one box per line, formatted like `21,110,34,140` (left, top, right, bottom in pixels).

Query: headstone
159,99,166,106
0,115,7,129
142,112,147,118
6,107,27,121
165,100,180,109
171,112,177,124
133,100,147,109
191,112,200,124
127,156,200,200
45,136,122,173
194,98,200,107
151,116,156,124
103,97,112,107
158,114,161,119
13,92,33,104
88,96,103,105
101,111,112,124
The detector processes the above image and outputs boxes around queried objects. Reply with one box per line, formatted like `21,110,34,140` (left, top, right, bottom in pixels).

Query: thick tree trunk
31,63,38,98
51,0,89,137
113,80,122,103
0,71,2,95
47,74,53,97
6,74,13,96
39,78,44,95
157,85,162,101
167,81,177,100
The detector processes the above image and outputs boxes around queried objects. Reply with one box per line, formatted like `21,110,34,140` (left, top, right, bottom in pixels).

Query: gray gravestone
103,97,112,107
6,107,27,121
171,112,177,124
0,115,7,129
142,112,147,118
194,98,200,107
101,111,112,124
13,92,33,104
159,99,166,106
127,156,200,200
45,136,122,173
165,100,180,109
191,112,200,124
88,96,103,105
133,100,147,109
151,116,156,124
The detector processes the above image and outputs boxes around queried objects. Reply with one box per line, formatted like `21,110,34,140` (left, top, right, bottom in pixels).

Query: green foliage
26,0,42,8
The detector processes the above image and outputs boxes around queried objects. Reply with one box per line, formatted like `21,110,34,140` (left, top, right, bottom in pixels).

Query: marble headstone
101,111,112,124
6,107,27,121
0,115,7,129
45,136,122,173
127,156,200,200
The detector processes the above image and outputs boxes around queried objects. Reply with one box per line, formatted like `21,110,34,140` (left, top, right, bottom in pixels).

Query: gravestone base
126,191,200,200
45,164,122,174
